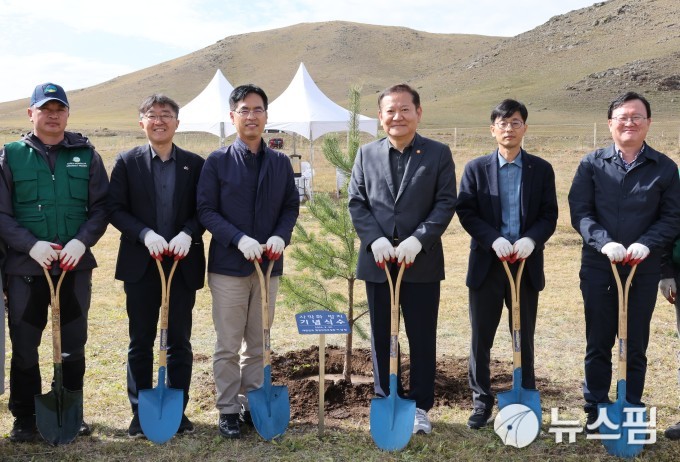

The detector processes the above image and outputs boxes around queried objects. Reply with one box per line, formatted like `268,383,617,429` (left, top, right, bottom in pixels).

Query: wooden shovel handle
43,268,68,364
622,264,637,341
254,258,276,368
502,259,526,369
156,259,179,368
385,263,406,376
610,262,637,381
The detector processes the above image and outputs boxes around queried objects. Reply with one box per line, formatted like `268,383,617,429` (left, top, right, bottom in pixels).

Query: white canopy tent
266,62,378,140
266,62,378,196
176,69,235,145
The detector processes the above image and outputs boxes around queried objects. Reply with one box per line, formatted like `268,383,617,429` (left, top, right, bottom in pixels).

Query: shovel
35,267,83,445
370,262,416,451
497,259,542,438
248,257,290,440
138,259,183,444
600,262,645,458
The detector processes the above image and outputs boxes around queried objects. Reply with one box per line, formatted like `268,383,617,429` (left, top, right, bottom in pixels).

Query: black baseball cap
30,83,69,108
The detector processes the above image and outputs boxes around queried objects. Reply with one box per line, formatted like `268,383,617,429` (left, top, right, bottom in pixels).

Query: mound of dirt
192,346,565,425
270,346,561,424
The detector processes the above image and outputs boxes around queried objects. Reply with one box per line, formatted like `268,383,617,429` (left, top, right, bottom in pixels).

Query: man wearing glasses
457,99,558,429
569,92,680,432
108,94,206,438
197,84,299,439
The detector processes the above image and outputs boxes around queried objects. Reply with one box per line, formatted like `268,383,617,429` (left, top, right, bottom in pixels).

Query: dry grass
1,127,680,460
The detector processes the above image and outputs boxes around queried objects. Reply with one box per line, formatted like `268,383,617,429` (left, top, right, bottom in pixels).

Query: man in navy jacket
197,84,299,439
457,99,557,429
569,92,680,432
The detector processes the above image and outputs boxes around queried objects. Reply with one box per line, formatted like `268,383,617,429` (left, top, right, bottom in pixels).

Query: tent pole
309,130,314,201
220,122,226,147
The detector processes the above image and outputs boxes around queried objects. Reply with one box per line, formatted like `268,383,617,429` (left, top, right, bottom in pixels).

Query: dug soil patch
270,345,561,424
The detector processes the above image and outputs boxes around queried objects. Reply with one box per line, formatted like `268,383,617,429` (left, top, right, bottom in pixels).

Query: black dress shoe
665,421,680,440
240,405,254,427
218,413,240,439
78,421,92,436
9,416,37,443
128,414,145,439
585,408,599,434
177,414,195,434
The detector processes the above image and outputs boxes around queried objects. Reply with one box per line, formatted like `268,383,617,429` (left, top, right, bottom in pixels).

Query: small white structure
266,63,378,141
266,63,378,196
176,69,235,145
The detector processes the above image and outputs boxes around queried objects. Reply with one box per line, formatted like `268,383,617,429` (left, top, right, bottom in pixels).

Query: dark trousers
468,260,539,410
7,270,91,418
580,267,657,411
125,261,195,414
366,271,439,411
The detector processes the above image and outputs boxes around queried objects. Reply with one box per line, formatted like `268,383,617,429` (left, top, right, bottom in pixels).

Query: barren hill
0,0,678,131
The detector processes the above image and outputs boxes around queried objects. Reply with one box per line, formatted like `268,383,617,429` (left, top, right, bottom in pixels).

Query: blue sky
0,0,598,104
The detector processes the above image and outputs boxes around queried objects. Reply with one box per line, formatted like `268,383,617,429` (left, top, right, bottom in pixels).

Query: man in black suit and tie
108,94,206,438
457,99,558,429
348,84,457,434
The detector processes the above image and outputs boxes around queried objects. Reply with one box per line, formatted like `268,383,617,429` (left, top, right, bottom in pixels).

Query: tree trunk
343,277,354,382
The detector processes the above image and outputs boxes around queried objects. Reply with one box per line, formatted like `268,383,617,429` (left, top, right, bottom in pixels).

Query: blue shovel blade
497,368,542,438
248,365,290,441
139,367,183,444
599,380,646,458
369,374,416,451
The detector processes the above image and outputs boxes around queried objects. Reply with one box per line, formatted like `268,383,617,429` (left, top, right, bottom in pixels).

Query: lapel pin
183,166,189,170
416,150,422,154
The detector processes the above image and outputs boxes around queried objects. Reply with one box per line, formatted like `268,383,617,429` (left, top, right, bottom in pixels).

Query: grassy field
2,125,680,461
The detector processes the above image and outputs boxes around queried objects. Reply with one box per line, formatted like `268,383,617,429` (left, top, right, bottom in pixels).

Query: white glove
238,235,262,262
29,241,62,269
626,243,650,265
60,239,86,271
396,236,422,267
660,278,677,304
370,237,395,268
513,237,535,260
168,231,192,260
492,237,514,261
144,230,168,260
601,242,627,263
265,235,285,261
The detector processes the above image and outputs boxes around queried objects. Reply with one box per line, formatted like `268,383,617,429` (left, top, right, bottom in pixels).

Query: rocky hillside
0,0,678,129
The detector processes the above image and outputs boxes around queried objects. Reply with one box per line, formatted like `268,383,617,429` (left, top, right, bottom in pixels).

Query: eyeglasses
143,114,176,122
610,115,647,125
233,108,266,117
494,120,524,130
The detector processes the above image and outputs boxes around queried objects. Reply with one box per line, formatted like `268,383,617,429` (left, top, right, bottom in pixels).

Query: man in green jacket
0,83,109,442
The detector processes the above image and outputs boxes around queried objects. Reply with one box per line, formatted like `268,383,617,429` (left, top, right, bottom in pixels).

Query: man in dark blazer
457,99,558,429
348,83,457,435
108,94,206,438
